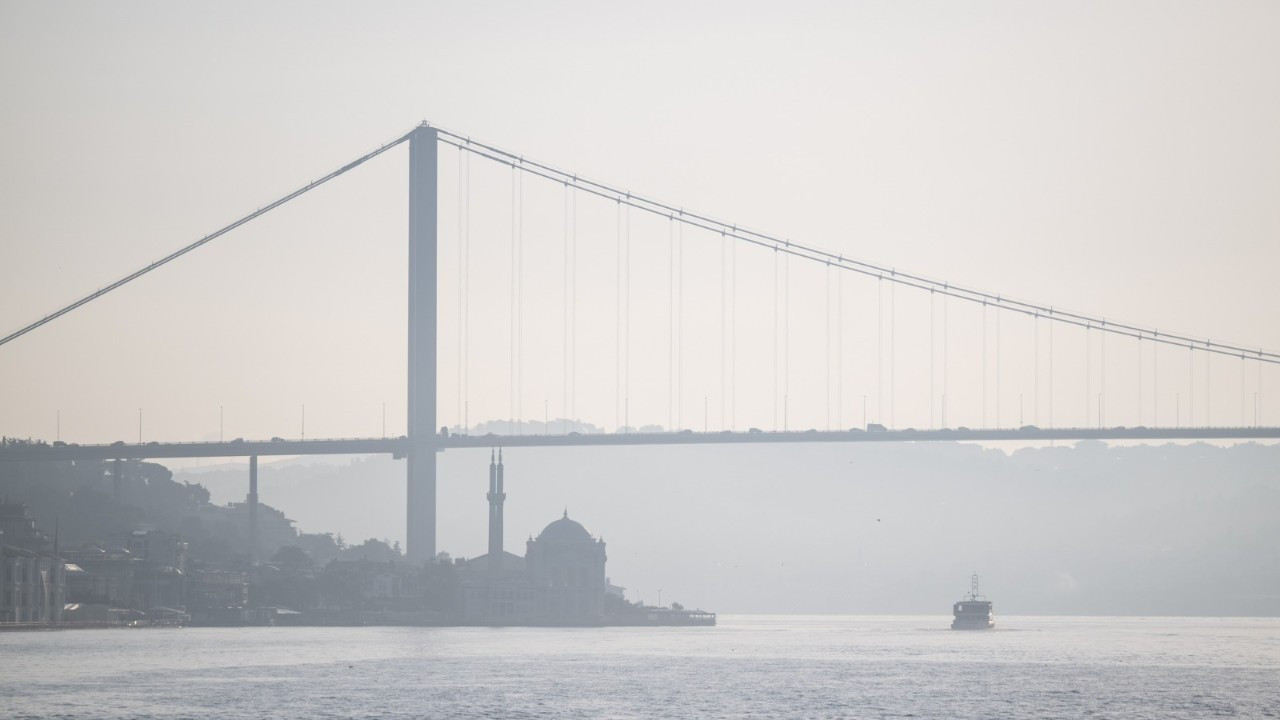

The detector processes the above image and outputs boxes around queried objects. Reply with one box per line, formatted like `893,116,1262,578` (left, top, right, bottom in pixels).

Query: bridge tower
407,125,438,562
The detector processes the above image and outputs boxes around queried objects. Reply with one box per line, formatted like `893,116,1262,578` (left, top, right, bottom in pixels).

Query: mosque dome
536,511,592,543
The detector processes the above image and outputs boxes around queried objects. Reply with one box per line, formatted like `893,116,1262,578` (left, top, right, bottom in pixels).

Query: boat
951,573,994,630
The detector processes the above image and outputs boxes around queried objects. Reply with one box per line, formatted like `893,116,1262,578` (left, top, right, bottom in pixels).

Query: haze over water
5,616,1278,719
3,3,1278,719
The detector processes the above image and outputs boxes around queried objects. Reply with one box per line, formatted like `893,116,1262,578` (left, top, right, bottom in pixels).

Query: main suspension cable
2,129,414,348
436,128,1278,364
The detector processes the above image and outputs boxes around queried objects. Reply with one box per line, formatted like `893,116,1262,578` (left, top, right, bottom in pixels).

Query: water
3,616,1278,719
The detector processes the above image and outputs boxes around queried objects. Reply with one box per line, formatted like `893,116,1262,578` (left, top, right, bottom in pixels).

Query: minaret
487,449,506,571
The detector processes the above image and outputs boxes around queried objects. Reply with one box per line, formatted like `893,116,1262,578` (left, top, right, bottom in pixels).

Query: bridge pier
406,125,438,563
248,455,259,563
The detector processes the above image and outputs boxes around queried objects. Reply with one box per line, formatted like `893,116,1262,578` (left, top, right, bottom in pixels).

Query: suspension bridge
2,123,1277,560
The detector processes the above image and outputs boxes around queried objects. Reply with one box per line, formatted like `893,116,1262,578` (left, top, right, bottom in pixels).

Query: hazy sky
2,1,1278,443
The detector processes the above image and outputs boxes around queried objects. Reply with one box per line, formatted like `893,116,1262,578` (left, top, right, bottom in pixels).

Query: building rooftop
536,512,592,544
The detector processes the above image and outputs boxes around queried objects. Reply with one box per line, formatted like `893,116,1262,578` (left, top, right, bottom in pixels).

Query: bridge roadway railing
2,426,1278,462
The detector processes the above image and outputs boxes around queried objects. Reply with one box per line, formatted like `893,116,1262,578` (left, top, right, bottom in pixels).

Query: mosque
455,451,610,625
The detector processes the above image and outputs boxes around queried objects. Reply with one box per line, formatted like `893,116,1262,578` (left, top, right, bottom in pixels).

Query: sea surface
2,615,1278,719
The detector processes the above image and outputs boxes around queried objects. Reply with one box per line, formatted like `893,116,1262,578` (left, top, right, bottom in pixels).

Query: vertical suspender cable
891,278,896,429
677,219,684,430
721,233,732,427
456,148,464,433
834,267,844,425
625,204,631,431
1034,314,1039,427
943,294,949,427
785,252,790,431
669,217,674,432
1100,324,1106,427
1189,347,1194,428
571,190,578,428
825,263,831,430
563,183,570,433
466,155,474,434
1205,346,1210,426
983,303,988,428
517,171,524,434
510,167,517,431
877,277,883,424
996,306,1000,428
615,200,621,431
930,291,935,429
1049,315,1054,428
1138,336,1143,428
720,232,726,430
731,232,737,430
1085,325,1091,428
983,302,993,425
774,249,779,431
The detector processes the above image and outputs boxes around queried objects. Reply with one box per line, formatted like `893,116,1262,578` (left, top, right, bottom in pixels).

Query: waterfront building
0,501,66,626
186,569,250,625
319,558,425,607
123,529,187,572
525,511,607,623
456,452,607,625
0,546,66,625
64,530,187,611
64,545,138,607
457,451,540,623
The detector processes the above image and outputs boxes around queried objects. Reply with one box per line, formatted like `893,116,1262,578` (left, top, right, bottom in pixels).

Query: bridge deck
2,426,1278,462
